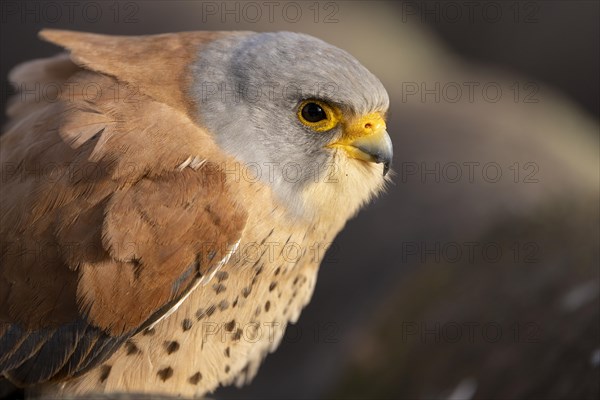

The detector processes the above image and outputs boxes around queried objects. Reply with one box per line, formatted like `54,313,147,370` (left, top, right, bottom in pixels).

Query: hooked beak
326,112,393,176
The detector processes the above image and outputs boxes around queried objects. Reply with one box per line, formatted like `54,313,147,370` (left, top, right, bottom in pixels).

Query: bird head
192,32,392,221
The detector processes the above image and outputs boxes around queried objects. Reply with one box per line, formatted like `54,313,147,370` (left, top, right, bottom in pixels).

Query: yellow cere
341,112,387,142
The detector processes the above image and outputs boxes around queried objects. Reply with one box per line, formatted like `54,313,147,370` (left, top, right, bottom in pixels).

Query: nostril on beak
364,122,372,130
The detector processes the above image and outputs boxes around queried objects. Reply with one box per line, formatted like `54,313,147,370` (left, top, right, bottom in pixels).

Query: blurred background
1,1,598,399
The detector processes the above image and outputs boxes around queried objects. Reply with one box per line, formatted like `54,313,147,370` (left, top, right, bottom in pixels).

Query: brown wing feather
1,31,247,384
38,29,247,118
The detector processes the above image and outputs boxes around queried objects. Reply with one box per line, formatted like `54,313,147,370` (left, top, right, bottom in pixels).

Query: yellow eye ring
297,100,341,132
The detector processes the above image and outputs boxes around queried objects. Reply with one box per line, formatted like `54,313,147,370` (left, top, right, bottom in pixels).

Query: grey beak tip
360,152,392,176
383,161,391,176
353,130,393,176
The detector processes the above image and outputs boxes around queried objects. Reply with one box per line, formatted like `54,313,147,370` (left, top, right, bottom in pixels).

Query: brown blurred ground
329,197,599,399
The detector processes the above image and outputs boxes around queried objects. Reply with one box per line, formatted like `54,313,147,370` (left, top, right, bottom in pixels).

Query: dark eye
297,100,339,131
301,102,327,122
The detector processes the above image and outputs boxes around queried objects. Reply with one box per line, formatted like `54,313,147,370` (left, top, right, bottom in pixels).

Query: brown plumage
1,30,391,397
